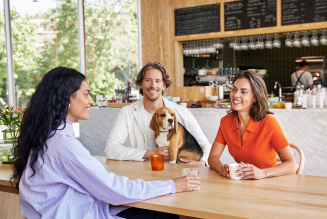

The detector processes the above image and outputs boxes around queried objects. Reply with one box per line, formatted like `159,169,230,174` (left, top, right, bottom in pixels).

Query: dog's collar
160,131,170,133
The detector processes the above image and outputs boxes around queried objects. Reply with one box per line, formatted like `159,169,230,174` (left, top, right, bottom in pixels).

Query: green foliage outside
0,0,138,106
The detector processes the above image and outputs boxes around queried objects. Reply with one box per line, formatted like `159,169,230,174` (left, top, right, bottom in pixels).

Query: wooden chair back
277,144,305,175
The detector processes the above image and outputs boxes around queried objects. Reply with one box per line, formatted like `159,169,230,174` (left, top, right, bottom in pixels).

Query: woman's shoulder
47,129,90,160
220,113,234,123
261,114,279,127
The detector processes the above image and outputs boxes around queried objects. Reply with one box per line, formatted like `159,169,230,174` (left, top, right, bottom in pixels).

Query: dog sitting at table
149,107,203,163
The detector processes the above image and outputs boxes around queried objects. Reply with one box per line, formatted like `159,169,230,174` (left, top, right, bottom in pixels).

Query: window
84,0,139,101
0,1,8,106
10,0,79,107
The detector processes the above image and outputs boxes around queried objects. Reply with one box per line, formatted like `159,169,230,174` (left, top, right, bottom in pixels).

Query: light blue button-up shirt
19,121,174,219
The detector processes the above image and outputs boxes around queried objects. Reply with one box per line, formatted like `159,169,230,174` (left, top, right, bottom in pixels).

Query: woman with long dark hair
12,67,200,219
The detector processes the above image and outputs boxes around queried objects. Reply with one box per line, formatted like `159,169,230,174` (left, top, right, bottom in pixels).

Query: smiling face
138,68,166,101
67,79,94,122
231,78,256,113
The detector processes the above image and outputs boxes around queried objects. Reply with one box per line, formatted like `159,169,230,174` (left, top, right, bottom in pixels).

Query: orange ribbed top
215,114,289,169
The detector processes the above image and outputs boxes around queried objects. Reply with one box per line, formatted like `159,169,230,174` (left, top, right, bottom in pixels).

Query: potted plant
0,104,25,163
0,104,25,145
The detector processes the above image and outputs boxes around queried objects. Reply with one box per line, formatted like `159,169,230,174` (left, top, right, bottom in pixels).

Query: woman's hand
235,162,266,180
217,164,230,178
172,176,200,193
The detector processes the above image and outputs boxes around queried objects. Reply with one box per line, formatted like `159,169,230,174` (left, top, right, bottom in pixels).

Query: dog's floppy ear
149,112,160,137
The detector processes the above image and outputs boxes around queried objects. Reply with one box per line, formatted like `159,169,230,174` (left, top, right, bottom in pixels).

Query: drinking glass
265,35,273,49
204,40,210,53
293,32,301,48
256,36,264,49
183,43,186,55
218,40,224,49
320,30,327,45
215,39,224,50
182,168,199,176
241,37,249,50
150,154,165,171
249,36,256,50
199,41,206,54
285,33,293,47
188,42,194,56
229,39,235,49
209,39,216,53
301,32,310,47
273,34,281,48
234,38,241,51
311,31,319,46
213,39,219,49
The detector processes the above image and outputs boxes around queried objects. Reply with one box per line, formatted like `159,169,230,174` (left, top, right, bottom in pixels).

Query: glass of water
182,168,199,177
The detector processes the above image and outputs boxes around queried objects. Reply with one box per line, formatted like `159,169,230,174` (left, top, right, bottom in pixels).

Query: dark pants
116,207,179,219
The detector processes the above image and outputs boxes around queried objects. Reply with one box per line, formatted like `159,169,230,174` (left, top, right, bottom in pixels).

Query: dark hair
11,67,86,189
299,60,309,67
135,62,172,95
228,70,273,121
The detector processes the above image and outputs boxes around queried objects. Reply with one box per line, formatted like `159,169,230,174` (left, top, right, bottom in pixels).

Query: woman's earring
68,104,70,109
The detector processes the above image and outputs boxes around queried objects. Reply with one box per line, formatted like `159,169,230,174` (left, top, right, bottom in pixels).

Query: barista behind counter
291,60,313,90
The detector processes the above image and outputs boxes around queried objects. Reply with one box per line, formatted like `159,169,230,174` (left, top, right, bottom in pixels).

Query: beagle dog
149,107,203,163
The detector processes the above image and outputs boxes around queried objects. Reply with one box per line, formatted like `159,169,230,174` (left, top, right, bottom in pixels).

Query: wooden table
1,157,327,219
95,157,327,219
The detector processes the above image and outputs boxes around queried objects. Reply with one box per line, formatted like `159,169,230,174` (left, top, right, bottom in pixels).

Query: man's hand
177,158,206,166
143,146,170,161
172,176,200,193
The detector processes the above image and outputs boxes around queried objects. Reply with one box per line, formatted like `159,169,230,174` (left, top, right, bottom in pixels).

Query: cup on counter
182,168,199,177
285,102,293,109
218,86,224,100
179,102,187,108
229,164,243,180
302,94,310,108
150,154,165,171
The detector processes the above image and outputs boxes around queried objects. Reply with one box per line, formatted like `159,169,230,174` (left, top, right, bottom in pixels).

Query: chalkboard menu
224,0,277,31
282,0,327,25
175,4,220,36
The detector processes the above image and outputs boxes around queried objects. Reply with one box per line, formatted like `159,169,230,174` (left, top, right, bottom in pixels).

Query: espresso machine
195,74,234,99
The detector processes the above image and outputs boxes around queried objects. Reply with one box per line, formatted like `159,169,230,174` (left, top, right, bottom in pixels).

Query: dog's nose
168,119,173,124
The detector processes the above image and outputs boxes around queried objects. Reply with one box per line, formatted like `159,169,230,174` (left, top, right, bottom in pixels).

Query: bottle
294,86,303,107
102,99,107,108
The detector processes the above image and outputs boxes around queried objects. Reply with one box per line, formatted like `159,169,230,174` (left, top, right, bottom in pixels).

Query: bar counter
80,107,327,177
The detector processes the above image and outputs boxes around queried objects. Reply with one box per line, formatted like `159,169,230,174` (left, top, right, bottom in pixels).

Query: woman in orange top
208,71,297,180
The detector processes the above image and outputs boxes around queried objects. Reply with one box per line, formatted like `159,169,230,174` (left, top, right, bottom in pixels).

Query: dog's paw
170,161,175,163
